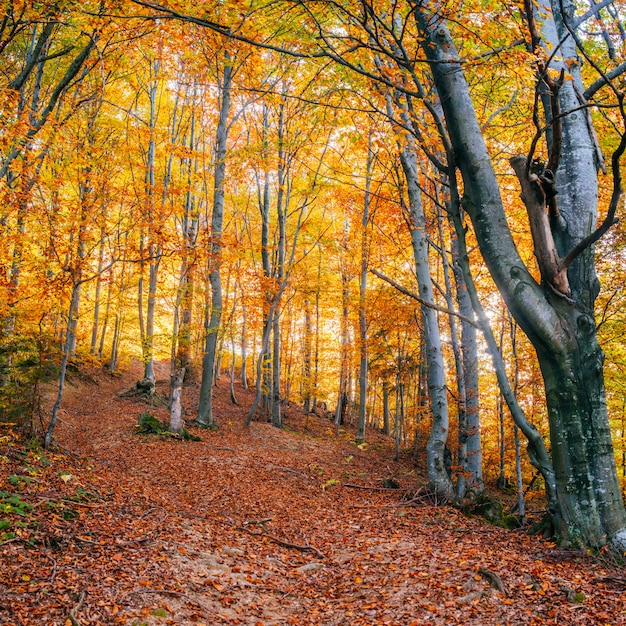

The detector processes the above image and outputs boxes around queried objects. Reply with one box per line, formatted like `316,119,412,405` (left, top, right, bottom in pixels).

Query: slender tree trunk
45,280,80,448
383,382,391,437
197,57,232,428
241,302,248,389
399,134,452,499
303,298,312,412
510,319,526,523
356,131,373,442
450,222,482,493
436,202,467,498
90,229,106,356
98,276,112,359
335,267,350,432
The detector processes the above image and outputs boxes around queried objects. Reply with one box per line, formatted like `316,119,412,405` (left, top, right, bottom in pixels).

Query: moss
134,413,202,441
464,493,520,529
134,412,164,435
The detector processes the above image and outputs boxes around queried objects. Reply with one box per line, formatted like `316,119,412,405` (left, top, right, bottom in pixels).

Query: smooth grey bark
450,223,482,493
399,137,453,499
510,318,526,523
137,59,162,386
356,131,374,442
270,90,288,429
256,102,273,415
414,4,626,547
197,57,232,427
170,99,199,431
169,367,185,435
436,202,468,498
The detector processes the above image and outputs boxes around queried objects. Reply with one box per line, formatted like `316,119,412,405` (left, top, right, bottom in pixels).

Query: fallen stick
238,526,325,559
120,588,220,617
67,591,85,626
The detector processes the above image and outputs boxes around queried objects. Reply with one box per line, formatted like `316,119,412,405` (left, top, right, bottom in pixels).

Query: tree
412,0,626,547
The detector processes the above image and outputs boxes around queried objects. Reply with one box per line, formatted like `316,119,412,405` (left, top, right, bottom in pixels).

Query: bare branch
370,267,479,328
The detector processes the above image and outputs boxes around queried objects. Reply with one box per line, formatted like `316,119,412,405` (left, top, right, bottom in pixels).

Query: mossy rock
135,412,165,435
465,493,519,529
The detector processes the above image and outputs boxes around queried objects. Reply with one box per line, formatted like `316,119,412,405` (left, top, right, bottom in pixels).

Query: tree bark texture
400,138,453,499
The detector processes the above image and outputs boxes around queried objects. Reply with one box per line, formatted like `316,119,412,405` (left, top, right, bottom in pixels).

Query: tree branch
370,267,479,328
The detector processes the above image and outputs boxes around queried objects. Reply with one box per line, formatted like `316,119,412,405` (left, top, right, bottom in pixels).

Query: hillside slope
1,363,625,625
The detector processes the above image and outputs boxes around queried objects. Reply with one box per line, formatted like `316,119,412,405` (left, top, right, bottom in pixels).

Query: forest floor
1,362,626,625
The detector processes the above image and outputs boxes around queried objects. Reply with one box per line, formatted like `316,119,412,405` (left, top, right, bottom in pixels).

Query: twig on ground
595,576,626,588
478,567,506,594
273,466,309,478
120,588,220,618
342,483,413,491
67,591,85,625
238,526,325,559
45,552,58,583
243,517,273,526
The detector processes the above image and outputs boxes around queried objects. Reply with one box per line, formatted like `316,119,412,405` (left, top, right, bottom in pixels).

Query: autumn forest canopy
4,0,626,552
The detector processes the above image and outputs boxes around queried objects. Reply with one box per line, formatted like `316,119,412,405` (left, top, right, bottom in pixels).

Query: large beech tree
411,0,626,547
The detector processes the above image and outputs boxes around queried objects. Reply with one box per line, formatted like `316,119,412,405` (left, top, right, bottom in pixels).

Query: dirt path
2,364,626,625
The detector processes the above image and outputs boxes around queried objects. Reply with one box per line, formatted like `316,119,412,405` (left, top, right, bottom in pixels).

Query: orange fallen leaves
0,365,624,625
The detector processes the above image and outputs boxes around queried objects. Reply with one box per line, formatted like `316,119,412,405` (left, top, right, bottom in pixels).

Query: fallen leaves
1,363,626,625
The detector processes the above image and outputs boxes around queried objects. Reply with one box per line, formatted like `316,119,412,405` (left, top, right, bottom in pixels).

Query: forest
3,0,626,622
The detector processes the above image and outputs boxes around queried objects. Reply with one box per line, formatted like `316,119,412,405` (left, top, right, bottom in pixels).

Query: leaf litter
1,361,625,625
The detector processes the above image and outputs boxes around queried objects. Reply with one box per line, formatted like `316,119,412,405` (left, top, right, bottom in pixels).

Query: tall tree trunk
382,381,391,437
90,228,106,356
436,201,468,498
399,135,453,499
241,302,248,389
45,280,80,448
356,131,373,442
450,221,483,493
303,297,312,412
415,4,626,547
197,57,232,427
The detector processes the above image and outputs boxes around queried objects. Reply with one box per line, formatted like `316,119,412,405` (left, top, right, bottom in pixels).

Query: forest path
2,363,625,625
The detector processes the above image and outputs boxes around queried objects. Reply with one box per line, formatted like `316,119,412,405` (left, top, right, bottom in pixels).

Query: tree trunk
415,5,626,547
399,135,453,499
197,57,232,428
450,219,483,493
303,298,312,413
382,382,391,437
169,367,185,435
436,201,468,498
90,229,106,356
241,302,248,389
45,281,80,448
356,130,373,442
